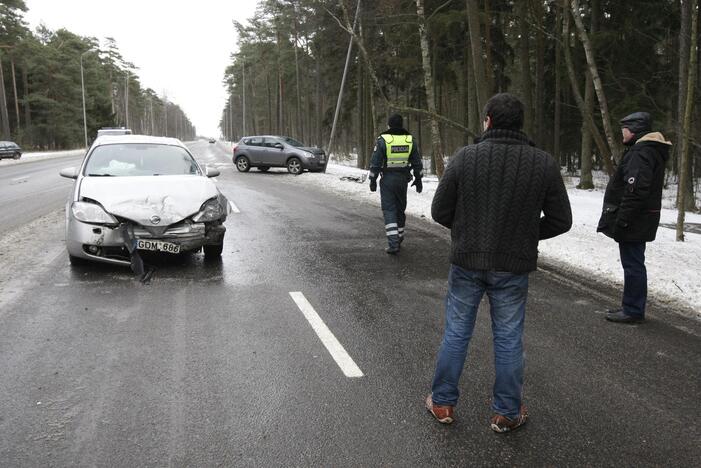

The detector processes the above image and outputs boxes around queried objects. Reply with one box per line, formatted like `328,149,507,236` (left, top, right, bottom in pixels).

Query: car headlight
192,198,225,222
71,201,118,226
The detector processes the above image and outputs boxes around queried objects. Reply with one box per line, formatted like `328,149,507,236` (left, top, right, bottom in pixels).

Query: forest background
219,0,700,215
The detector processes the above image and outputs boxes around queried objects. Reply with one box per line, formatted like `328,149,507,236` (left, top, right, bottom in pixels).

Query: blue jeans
431,265,529,419
619,242,647,318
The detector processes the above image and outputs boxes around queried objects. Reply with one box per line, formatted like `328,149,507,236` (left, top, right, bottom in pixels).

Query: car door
0,143,7,158
261,137,285,166
245,137,266,164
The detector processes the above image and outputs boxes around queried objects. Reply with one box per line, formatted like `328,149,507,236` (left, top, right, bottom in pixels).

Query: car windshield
281,137,305,148
84,144,201,177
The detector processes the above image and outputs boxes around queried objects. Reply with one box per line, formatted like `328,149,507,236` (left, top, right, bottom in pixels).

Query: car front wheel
203,243,223,258
287,157,302,175
235,156,250,172
13,152,20,160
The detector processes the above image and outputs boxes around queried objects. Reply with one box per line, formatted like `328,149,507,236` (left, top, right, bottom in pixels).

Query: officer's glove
369,177,377,192
411,178,423,193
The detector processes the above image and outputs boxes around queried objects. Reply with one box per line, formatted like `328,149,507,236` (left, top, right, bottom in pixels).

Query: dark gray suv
0,141,22,160
233,136,326,174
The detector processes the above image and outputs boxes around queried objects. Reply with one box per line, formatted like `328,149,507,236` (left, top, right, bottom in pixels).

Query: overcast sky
24,0,260,137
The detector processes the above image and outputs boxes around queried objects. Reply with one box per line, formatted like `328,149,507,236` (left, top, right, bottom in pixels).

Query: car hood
300,146,324,154
79,175,218,226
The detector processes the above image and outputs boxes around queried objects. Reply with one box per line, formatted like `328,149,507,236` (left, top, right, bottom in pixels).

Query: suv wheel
235,156,250,172
287,157,302,175
13,152,20,160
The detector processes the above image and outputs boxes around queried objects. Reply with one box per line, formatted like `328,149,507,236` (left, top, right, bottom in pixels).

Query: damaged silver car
60,135,230,267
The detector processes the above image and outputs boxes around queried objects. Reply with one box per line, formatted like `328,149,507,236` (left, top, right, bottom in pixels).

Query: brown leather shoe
490,406,528,433
425,395,454,424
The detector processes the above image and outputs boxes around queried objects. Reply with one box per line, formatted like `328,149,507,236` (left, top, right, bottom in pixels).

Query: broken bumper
66,218,226,266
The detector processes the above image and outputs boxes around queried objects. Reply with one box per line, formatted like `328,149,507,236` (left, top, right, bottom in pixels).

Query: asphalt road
0,141,699,467
0,154,84,234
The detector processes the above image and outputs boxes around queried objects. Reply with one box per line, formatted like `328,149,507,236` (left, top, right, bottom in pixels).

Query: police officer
369,113,423,254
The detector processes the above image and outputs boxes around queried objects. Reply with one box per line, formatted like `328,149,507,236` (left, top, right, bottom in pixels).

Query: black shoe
605,309,645,324
385,246,400,254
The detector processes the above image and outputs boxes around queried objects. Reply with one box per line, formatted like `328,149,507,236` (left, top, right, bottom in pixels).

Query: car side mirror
205,166,220,178
59,167,79,179
274,143,284,150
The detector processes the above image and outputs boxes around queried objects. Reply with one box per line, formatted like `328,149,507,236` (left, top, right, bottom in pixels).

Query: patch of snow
0,149,86,167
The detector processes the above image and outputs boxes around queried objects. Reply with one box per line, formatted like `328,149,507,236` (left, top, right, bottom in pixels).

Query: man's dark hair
483,93,524,131
387,113,403,129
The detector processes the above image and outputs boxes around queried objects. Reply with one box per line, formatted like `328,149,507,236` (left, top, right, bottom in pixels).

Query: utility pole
0,49,11,139
326,0,362,172
80,50,95,148
242,60,247,136
124,71,130,128
163,91,168,137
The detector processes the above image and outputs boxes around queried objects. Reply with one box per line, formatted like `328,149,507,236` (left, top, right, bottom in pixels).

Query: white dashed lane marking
289,292,364,378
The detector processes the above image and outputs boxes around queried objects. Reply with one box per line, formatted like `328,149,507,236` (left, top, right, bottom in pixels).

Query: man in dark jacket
597,112,672,324
425,93,572,432
369,114,423,254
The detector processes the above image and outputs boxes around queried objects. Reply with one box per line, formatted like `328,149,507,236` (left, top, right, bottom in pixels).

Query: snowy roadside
294,162,701,316
0,148,85,168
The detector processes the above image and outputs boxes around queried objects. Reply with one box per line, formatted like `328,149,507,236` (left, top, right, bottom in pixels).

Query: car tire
203,243,223,258
287,157,302,175
235,156,251,172
13,152,20,160
258,166,270,172
68,254,88,266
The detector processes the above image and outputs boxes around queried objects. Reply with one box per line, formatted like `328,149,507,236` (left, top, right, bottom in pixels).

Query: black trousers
379,172,409,248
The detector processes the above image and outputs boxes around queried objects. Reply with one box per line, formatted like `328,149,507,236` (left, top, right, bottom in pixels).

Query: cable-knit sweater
431,129,572,273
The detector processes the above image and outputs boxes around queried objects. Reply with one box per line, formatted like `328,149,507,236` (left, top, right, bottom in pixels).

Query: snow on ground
0,148,85,167
297,161,701,315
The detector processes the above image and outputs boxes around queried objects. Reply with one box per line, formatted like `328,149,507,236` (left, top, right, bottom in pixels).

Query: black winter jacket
432,129,572,273
597,132,671,242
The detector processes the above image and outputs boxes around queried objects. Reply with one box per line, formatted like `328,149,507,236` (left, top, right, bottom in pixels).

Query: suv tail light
232,143,238,153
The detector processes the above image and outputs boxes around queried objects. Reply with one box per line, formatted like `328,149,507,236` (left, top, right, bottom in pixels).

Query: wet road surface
0,141,699,466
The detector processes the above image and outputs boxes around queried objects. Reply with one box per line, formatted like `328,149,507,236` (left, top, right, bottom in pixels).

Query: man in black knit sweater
425,93,572,432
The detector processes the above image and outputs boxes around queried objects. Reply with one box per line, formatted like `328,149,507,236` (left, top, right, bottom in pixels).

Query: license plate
136,239,181,254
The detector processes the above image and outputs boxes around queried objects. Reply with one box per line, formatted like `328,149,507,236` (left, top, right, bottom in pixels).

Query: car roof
0,141,18,145
92,134,186,148
241,135,293,140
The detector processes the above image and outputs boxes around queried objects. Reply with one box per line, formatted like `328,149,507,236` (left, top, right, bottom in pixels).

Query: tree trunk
0,54,11,139
483,0,493,94
466,0,489,112
518,0,533,136
678,0,698,211
570,0,620,160
535,1,545,145
676,0,691,176
357,58,365,168
22,66,30,130
293,17,303,140
578,0,598,189
416,0,445,177
10,58,19,133
563,0,614,175
677,0,699,241
554,0,562,162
